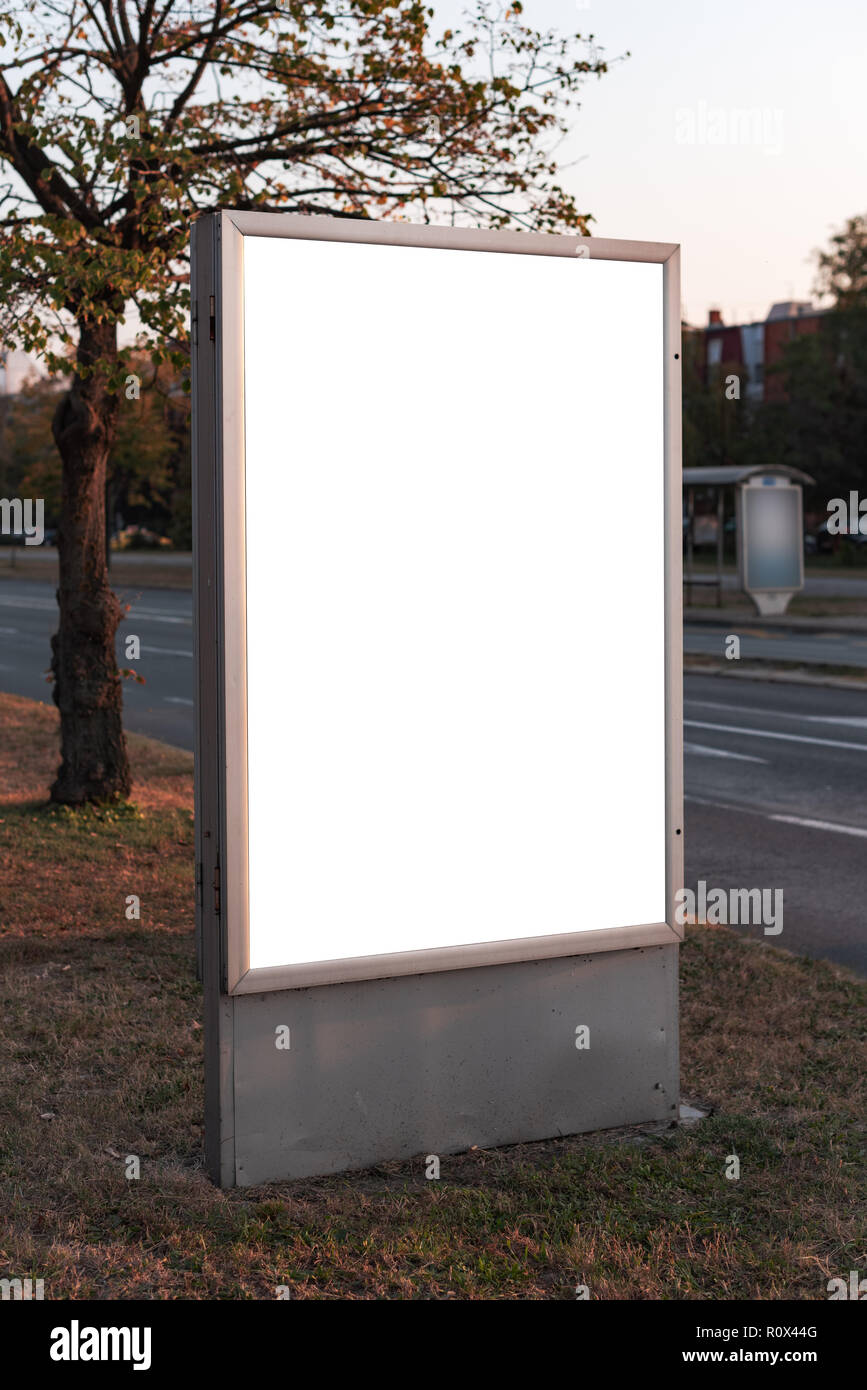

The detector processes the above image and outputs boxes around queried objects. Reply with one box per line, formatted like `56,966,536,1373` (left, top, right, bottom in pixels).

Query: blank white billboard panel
240,236,667,975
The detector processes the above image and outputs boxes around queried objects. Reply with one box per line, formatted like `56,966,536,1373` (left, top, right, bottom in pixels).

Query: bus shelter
683,464,814,614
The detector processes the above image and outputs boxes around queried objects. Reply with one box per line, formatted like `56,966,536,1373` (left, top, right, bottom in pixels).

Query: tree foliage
814,212,867,310
0,353,188,533
0,1,615,802
0,0,613,380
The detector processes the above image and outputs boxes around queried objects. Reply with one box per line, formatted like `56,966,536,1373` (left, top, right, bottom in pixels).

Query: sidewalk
685,566,867,597
0,547,193,568
0,547,193,591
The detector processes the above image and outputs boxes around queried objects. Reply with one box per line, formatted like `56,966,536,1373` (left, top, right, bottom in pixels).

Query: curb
684,609,867,636
683,659,867,691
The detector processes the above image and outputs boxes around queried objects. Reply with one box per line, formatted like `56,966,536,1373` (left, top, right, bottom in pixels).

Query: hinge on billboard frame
213,863,221,916
209,295,215,342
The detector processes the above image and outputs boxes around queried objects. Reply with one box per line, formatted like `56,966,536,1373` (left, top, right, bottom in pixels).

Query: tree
0,0,613,803
681,325,752,473
0,353,186,552
105,349,190,554
0,375,65,520
814,212,867,310
682,216,867,516
751,214,867,504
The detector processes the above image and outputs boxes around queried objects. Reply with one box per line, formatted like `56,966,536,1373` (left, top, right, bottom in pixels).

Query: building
692,301,825,402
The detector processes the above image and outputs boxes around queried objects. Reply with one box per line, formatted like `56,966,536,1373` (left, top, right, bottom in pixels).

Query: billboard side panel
664,247,685,933
193,214,236,1187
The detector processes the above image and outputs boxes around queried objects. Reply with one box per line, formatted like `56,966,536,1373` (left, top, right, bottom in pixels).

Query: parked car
806,520,867,554
111,525,173,551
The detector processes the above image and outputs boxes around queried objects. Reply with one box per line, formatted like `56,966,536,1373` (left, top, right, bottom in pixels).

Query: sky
2,0,863,388
434,0,867,327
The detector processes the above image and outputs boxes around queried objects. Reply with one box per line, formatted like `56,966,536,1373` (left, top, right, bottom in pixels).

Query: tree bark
50,318,131,804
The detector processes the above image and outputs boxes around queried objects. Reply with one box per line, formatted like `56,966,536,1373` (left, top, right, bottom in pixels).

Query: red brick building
692,301,825,402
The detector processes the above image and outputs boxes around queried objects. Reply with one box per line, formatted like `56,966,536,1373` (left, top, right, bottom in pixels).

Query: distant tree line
0,351,191,551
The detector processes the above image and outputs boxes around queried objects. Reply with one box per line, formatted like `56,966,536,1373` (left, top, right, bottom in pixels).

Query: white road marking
686,698,793,718
0,626,19,634
685,719,867,753
0,595,55,611
164,696,194,706
768,813,867,839
686,697,867,729
0,593,191,625
804,714,867,728
123,611,191,625
140,645,193,657
685,741,767,763
686,794,867,839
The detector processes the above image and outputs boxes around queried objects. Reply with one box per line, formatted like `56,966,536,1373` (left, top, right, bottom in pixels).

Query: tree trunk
50,318,131,804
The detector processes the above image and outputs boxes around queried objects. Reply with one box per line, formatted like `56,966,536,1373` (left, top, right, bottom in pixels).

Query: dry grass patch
0,692,193,942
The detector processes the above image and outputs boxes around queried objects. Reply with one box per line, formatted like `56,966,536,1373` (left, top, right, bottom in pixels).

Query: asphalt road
684,673,867,974
0,577,193,748
1,578,864,973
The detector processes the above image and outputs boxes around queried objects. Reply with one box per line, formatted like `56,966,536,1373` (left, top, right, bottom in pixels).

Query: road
0,577,193,749
684,622,867,667
684,673,867,975
1,578,864,973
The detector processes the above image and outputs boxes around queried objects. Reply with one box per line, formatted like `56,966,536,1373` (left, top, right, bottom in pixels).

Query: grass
0,690,864,1299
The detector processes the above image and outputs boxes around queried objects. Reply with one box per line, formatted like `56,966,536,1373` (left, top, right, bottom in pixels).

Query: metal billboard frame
194,211,683,998
192,211,683,1187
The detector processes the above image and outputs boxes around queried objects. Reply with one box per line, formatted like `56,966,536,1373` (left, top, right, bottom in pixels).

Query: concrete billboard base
211,943,679,1187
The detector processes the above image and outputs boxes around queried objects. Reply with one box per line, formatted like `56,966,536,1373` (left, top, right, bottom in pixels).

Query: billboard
192,213,682,1182
195,213,683,994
